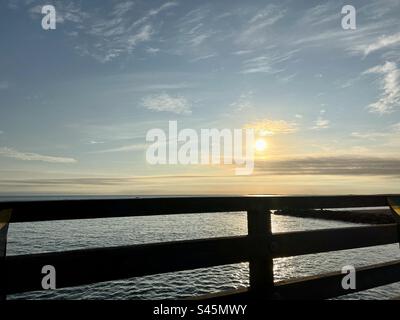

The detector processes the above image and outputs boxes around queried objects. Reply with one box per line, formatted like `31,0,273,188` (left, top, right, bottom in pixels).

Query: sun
255,138,268,152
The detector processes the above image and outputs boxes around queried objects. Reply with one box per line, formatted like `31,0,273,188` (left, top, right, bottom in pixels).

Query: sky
0,0,400,195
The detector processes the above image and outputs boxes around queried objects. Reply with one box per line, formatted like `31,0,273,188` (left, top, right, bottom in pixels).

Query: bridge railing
1,195,399,299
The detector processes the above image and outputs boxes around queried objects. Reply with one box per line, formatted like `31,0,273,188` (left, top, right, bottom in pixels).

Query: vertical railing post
247,208,274,298
0,208,12,300
0,256,4,300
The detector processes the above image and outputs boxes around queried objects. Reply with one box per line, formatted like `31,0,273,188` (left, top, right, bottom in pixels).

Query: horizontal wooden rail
196,259,400,300
5,236,251,295
2,195,399,300
275,259,400,299
272,224,398,257
0,195,390,223
5,223,399,295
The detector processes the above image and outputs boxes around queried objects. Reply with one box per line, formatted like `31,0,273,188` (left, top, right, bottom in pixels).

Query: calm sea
2,196,400,300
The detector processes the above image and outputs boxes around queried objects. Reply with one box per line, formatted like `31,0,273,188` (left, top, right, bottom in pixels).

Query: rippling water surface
5,208,400,300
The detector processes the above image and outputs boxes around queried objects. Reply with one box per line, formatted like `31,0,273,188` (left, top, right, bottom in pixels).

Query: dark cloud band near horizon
0,155,400,190
255,156,400,176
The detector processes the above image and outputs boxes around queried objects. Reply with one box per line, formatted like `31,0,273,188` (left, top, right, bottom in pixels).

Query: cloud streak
0,147,77,163
236,4,286,47
240,49,299,74
26,1,178,63
363,61,400,114
244,119,298,136
311,117,330,130
311,110,330,130
356,32,400,57
90,144,147,154
256,156,400,177
141,93,192,114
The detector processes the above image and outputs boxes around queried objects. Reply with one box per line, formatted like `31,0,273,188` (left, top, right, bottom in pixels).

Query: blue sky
1,0,400,195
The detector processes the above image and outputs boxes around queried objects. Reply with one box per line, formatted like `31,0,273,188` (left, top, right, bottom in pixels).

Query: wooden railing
1,195,399,299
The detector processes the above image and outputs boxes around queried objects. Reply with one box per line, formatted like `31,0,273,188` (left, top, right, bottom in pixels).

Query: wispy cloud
90,144,147,154
148,1,178,17
294,17,400,59
0,147,77,163
236,4,286,47
173,6,217,54
311,111,330,130
190,53,217,62
80,22,154,62
351,132,388,140
240,49,298,74
240,56,277,74
146,47,160,54
112,1,135,17
244,119,298,136
359,0,400,21
249,4,285,25
277,73,297,83
141,93,192,114
311,118,330,130
298,2,340,27
354,32,400,57
391,122,400,132
232,50,253,56
351,122,400,140
338,76,361,89
363,61,400,114
128,24,153,45
88,140,105,145
27,1,177,63
230,91,254,112
132,83,195,92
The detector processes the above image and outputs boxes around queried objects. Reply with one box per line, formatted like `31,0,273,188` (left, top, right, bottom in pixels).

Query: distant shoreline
274,208,395,225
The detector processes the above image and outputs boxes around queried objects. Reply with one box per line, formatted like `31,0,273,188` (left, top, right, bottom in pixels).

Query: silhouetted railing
1,195,399,299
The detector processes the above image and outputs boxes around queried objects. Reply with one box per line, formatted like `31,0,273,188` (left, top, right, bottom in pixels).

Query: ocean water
4,207,400,300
